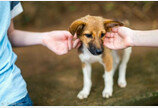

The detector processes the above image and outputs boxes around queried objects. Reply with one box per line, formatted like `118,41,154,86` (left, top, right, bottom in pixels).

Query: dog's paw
77,90,89,99
118,79,127,88
102,88,113,98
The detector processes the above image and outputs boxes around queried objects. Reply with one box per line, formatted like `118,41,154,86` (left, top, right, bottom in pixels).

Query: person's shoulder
10,1,20,11
10,1,23,19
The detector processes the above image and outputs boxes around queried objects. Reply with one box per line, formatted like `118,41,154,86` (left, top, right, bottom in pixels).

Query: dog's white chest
79,45,102,63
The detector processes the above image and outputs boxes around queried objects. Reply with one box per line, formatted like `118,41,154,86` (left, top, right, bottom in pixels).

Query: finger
104,38,111,46
75,42,81,49
73,33,77,39
68,36,73,50
104,41,114,49
104,37,113,45
73,39,80,48
114,33,120,39
112,27,118,33
63,30,71,35
104,40,111,48
109,37,113,43
64,31,73,38
105,32,115,38
110,33,114,38
105,32,111,37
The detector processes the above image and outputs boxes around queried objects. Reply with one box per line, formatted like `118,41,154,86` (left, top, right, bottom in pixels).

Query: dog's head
69,15,123,55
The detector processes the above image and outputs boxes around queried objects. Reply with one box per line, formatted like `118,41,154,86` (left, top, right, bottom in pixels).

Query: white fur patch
79,44,102,63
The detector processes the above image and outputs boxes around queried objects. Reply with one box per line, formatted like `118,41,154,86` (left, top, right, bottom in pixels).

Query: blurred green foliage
68,5,77,12
14,1,158,29
104,2,115,12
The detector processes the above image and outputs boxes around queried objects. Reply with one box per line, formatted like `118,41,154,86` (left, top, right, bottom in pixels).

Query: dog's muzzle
88,45,104,55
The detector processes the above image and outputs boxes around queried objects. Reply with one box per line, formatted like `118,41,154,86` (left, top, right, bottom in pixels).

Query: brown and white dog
69,15,132,99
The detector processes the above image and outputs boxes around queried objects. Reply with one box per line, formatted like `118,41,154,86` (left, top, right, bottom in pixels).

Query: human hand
104,27,134,50
42,31,81,55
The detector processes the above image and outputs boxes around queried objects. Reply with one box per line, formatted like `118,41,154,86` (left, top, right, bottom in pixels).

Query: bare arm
8,20,81,55
104,27,158,49
133,30,158,47
8,20,44,47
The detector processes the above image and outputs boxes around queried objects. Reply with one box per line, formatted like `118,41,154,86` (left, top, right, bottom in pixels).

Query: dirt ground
13,1,158,106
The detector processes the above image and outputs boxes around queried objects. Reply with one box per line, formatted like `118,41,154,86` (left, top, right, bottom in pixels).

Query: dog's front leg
77,62,92,99
102,53,114,98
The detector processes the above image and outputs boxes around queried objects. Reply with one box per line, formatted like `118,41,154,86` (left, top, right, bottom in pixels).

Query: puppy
69,15,132,99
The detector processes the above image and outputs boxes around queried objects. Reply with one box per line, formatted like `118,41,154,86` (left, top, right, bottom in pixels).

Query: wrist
130,30,141,47
128,29,138,47
40,32,50,46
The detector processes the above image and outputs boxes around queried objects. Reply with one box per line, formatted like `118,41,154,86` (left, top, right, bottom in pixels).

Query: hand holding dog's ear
104,20,124,32
104,27,134,50
42,31,81,55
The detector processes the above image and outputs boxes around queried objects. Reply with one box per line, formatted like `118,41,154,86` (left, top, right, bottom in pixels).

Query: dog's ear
104,19,124,32
69,20,86,36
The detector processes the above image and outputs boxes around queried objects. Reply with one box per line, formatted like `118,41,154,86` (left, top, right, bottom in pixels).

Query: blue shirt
0,1,27,106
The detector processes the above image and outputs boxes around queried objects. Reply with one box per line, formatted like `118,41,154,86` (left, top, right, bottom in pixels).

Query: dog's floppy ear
104,19,124,32
69,20,86,36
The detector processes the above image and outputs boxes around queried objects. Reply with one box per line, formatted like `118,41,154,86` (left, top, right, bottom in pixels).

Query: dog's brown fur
69,15,123,72
82,62,85,68
102,48,113,72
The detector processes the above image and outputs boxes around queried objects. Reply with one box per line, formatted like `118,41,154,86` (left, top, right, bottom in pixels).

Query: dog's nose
96,49,103,55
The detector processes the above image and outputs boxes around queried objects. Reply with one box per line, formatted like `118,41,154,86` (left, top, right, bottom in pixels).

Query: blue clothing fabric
0,1,28,106
9,93,33,106
10,1,19,10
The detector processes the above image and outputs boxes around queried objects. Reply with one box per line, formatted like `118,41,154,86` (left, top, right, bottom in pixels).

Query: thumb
73,33,77,39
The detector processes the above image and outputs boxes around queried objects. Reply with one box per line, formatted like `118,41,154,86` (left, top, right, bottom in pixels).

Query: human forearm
132,30,158,47
8,20,45,47
8,30,46,47
8,29,45,47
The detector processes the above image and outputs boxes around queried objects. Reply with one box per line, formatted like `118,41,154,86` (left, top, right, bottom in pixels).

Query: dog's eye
101,33,105,38
85,34,92,38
